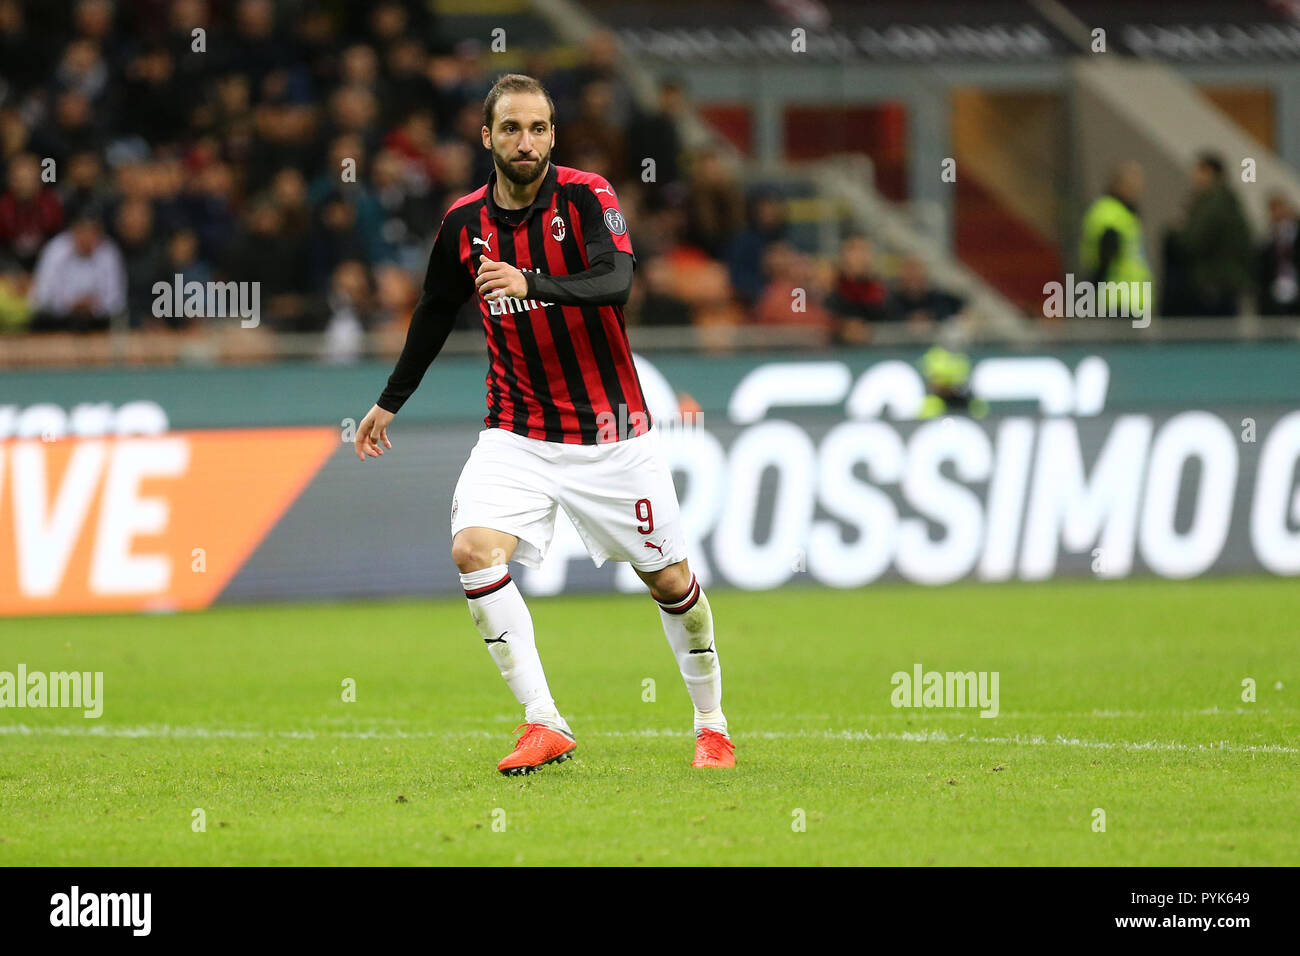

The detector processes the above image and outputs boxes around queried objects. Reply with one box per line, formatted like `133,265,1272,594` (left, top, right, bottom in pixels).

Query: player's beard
493,144,550,186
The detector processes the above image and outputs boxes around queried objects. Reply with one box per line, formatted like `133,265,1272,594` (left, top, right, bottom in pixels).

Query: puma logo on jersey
472,235,493,251
644,541,665,556
594,186,614,196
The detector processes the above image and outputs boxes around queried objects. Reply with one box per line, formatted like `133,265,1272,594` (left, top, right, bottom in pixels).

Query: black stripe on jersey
497,224,561,439
474,212,527,434
556,193,629,424
526,211,598,441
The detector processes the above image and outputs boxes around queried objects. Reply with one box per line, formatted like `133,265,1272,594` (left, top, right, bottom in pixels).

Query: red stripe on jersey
515,204,582,442
447,183,489,215
603,306,649,436
478,202,519,433
555,167,636,257
555,197,615,426
502,221,548,440
538,202,609,439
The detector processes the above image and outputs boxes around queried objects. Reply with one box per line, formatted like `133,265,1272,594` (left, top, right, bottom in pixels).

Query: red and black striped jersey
377,162,651,445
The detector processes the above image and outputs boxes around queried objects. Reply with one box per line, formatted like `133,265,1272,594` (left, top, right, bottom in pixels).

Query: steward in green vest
918,347,988,419
1079,161,1153,315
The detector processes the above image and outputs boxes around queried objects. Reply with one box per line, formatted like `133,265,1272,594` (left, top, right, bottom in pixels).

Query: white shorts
450,426,687,571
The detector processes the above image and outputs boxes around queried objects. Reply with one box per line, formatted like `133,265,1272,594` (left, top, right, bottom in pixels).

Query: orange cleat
497,723,577,776
691,729,735,768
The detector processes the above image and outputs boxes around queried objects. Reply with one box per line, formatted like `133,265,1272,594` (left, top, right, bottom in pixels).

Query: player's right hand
355,404,395,461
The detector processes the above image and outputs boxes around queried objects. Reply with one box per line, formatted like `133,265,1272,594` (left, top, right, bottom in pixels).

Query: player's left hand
476,257,528,301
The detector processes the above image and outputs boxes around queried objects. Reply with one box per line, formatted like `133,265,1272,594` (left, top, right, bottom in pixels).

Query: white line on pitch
0,723,1293,754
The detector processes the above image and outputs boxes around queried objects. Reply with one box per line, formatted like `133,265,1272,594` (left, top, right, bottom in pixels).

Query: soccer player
352,74,733,775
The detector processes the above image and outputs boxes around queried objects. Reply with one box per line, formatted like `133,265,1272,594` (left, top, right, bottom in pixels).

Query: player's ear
481,126,491,150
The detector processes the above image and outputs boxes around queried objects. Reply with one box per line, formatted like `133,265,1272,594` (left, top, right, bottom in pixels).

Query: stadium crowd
0,0,968,358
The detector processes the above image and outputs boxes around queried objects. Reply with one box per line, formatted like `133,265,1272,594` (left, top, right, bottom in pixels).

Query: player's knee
451,534,500,573
647,560,693,603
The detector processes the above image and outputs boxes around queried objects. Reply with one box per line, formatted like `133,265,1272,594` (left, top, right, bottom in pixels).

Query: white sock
461,565,571,736
656,574,726,736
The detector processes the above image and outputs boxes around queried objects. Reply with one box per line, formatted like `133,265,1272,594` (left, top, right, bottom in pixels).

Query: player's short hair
483,74,555,130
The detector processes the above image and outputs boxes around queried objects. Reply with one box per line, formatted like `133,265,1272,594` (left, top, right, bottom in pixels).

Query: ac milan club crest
550,215,567,242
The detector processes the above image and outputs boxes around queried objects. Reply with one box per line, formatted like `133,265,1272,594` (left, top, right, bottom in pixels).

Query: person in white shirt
28,206,126,332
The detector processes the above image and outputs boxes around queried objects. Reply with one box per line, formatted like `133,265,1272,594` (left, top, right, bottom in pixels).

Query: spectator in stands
0,0,47,97
383,38,441,131
228,0,283,97
686,148,746,261
28,204,126,332
310,190,369,290
628,256,693,328
563,80,628,184
163,228,210,325
383,108,442,188
113,197,166,327
1079,160,1153,314
888,255,965,328
374,262,419,329
322,259,375,363
71,0,116,51
560,29,636,131
182,160,238,266
825,234,889,344
145,155,189,236
310,132,387,263
0,153,63,270
0,261,32,332
59,149,110,223
372,149,437,272
53,37,109,106
1257,192,1300,315
244,99,318,189
119,43,189,148
1163,152,1253,317
626,81,685,201
339,43,382,96
726,188,787,306
754,240,833,340
222,199,310,331
270,167,311,238
165,0,216,104
30,91,101,167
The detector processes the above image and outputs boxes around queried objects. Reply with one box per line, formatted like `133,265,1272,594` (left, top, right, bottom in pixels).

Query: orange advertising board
0,428,338,616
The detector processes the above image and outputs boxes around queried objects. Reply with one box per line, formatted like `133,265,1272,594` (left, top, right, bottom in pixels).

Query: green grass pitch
1,577,1295,865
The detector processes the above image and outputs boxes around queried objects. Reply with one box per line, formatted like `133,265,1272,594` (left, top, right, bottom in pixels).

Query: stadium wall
1,345,1298,615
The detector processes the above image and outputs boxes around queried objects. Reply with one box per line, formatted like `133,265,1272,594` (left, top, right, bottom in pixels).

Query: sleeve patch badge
603,208,627,236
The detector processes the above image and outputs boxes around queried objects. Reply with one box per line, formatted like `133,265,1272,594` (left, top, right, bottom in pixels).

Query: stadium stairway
534,0,1034,342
